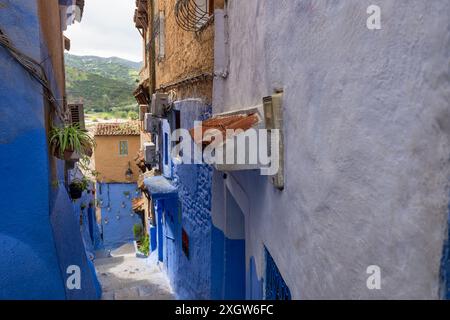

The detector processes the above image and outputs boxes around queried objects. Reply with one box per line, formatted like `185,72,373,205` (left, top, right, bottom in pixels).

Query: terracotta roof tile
94,122,141,136
189,113,260,145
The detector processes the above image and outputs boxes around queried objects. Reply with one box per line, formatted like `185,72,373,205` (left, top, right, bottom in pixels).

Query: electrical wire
0,28,69,123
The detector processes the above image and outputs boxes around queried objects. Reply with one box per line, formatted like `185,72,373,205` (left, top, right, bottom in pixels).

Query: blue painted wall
210,225,246,300
146,100,213,299
170,163,213,300
72,184,97,256
210,187,246,300
97,183,142,249
50,187,102,299
0,0,100,299
248,256,264,300
440,193,450,299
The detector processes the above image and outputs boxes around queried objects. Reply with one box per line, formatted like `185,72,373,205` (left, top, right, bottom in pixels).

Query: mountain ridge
65,53,142,113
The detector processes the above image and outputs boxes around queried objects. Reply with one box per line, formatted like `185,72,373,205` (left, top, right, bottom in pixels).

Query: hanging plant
69,177,90,200
69,181,83,200
49,124,95,160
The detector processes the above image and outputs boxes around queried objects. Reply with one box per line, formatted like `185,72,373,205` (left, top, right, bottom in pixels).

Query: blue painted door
222,189,246,299
163,199,178,277
156,200,164,262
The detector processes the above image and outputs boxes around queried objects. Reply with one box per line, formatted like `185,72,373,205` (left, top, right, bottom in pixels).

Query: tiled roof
189,113,260,145
94,122,141,136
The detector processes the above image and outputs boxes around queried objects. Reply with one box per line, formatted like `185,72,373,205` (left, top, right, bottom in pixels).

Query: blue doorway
222,189,246,299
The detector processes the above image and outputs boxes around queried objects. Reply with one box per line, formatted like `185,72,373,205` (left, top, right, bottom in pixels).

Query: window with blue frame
265,247,292,300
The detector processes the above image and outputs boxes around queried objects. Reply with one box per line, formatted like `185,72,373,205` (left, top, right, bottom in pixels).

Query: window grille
265,247,292,300
175,0,212,32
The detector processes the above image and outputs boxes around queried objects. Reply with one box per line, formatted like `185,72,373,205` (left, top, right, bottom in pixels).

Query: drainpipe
212,3,229,114
213,8,229,79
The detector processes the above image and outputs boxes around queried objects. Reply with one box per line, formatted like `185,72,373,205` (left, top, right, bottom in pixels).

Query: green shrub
133,224,143,240
128,111,139,120
139,235,150,256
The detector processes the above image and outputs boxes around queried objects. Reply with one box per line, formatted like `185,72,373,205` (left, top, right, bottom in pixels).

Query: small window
119,141,128,156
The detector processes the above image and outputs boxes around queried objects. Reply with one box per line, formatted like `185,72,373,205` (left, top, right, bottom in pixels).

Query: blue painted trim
150,226,157,252
248,256,264,300
156,200,164,262
440,192,450,299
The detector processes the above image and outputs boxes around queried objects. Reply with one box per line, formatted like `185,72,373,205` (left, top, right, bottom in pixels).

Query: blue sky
64,0,142,62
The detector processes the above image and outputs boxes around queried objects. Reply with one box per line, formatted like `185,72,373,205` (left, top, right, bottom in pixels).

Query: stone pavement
94,243,175,300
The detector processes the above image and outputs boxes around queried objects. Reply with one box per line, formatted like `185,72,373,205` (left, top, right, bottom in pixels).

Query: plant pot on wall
63,149,75,160
69,182,83,200
53,147,74,161
49,124,95,160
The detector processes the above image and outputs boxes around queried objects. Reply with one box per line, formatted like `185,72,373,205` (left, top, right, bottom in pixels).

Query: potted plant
69,180,83,200
69,177,90,200
49,124,95,160
138,235,150,257
132,224,148,258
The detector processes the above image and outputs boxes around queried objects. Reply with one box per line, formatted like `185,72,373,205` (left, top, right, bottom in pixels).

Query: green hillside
65,54,142,113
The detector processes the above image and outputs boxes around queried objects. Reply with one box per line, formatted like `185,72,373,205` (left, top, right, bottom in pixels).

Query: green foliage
78,155,99,179
139,235,150,256
133,224,144,240
65,54,142,113
128,111,139,120
70,177,91,192
50,124,95,157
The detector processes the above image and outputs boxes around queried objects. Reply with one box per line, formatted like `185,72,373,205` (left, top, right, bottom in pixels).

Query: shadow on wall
51,186,102,299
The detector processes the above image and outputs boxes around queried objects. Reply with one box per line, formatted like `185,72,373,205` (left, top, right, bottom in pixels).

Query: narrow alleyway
95,243,175,300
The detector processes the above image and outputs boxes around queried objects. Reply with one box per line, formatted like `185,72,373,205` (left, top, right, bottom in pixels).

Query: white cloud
64,0,142,62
